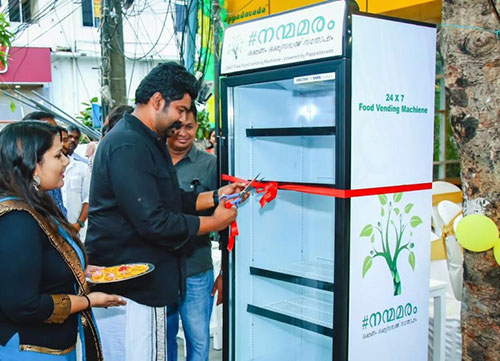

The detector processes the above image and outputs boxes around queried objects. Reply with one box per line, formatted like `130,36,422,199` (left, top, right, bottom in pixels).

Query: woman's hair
0,121,86,257
104,104,134,136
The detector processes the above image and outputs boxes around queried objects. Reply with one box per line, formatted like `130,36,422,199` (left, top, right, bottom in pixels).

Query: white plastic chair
428,183,463,361
431,181,462,235
429,228,462,361
437,201,463,302
429,230,454,297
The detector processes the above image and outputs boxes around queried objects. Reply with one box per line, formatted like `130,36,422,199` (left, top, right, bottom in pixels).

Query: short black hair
22,111,56,121
188,102,198,120
135,62,199,107
67,125,81,136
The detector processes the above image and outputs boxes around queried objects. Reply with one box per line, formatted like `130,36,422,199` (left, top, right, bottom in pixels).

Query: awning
0,47,52,84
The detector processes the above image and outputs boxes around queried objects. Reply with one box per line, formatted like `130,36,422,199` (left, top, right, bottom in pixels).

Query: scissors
221,173,261,207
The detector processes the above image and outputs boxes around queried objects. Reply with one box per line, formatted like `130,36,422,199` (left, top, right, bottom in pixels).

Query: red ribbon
227,221,239,252
221,174,432,251
223,200,240,252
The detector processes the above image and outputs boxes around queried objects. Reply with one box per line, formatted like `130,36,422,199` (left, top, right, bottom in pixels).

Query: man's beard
165,120,182,137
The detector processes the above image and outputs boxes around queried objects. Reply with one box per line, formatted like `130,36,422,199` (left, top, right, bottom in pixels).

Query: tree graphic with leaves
360,192,423,296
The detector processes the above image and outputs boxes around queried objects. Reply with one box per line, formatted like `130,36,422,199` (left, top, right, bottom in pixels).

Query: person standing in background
59,126,70,155
167,104,222,361
102,105,134,137
61,132,91,241
206,128,216,155
22,111,58,126
67,126,88,164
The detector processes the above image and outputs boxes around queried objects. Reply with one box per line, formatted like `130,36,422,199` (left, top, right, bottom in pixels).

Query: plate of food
87,263,155,284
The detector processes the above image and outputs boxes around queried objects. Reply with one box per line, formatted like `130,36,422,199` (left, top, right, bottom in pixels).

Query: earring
33,175,41,191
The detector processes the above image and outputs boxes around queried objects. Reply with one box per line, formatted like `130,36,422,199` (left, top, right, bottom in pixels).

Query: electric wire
488,0,500,23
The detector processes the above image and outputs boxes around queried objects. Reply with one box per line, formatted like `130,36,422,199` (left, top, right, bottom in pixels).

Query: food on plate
89,263,150,283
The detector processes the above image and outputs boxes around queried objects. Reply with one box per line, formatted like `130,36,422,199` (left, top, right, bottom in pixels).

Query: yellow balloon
494,242,500,266
455,214,499,252
206,95,215,126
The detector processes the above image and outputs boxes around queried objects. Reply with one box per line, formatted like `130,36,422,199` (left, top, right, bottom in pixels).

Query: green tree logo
360,192,423,296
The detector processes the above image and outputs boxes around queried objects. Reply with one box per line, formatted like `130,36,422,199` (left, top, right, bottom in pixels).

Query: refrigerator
219,1,436,360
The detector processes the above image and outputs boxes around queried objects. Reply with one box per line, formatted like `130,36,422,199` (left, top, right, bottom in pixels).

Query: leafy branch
196,108,212,141
360,192,422,296
0,13,14,66
76,97,99,128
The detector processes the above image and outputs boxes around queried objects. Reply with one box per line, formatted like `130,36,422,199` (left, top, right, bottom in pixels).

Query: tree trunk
439,1,500,360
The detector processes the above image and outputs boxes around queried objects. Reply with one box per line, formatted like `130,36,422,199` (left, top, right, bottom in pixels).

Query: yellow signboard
269,0,325,14
226,0,269,24
226,0,441,24
364,0,436,13
93,0,101,18
226,0,326,24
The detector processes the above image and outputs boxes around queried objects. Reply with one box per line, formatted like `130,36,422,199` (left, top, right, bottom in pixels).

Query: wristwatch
76,220,85,228
213,190,219,207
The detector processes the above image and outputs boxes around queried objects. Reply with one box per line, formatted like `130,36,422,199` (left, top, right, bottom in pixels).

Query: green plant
360,192,423,296
0,13,13,66
196,108,212,140
76,97,99,128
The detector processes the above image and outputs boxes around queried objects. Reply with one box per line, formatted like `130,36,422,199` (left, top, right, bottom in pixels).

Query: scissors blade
240,173,260,197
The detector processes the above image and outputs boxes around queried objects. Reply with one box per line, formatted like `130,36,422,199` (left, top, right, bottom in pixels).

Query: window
433,52,460,183
82,0,101,27
8,0,33,23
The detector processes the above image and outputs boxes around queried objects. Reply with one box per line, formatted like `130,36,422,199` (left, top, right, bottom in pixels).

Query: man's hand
218,182,246,198
198,197,237,235
212,198,237,231
211,273,223,305
72,223,81,232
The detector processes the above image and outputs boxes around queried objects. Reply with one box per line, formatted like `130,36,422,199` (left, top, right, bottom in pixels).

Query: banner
348,14,436,361
221,1,345,74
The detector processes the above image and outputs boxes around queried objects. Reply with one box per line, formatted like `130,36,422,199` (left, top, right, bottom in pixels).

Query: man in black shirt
86,62,243,361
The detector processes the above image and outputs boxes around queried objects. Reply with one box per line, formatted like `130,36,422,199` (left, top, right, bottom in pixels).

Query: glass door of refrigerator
231,72,336,185
229,71,336,361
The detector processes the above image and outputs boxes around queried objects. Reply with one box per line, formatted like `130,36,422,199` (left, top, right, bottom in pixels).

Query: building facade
0,0,181,122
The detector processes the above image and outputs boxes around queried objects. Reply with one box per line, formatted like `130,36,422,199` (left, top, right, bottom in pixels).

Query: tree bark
439,1,500,360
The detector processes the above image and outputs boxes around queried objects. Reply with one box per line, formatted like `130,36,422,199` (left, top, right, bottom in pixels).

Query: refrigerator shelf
247,296,334,337
250,259,334,292
246,126,336,137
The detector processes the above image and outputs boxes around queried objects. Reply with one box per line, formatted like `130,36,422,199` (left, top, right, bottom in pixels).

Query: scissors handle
220,193,240,201
222,197,241,208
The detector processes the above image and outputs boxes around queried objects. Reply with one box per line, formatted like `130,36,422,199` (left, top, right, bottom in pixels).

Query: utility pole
185,0,198,74
100,0,127,120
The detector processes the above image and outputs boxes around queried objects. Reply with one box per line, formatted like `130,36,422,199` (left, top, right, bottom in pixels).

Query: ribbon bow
221,175,279,251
